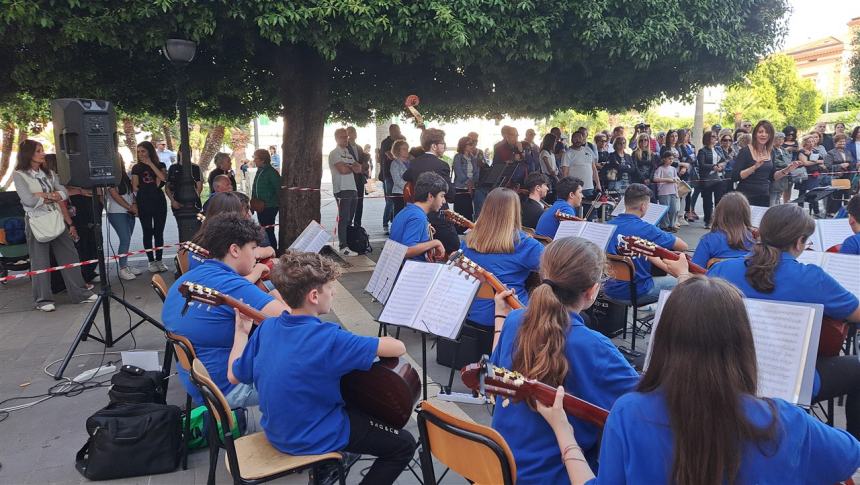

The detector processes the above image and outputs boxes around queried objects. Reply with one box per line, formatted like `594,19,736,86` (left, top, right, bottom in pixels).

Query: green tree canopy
1,0,788,243
721,53,823,131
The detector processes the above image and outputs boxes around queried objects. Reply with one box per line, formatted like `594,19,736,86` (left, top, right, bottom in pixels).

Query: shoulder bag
18,170,66,243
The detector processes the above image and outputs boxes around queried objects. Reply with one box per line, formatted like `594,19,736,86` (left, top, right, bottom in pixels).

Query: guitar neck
532,382,609,427
219,295,267,323
644,244,707,275
554,210,584,222
483,273,523,310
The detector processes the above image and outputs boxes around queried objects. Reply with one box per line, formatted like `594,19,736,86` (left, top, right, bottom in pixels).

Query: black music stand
483,161,518,189
790,187,836,216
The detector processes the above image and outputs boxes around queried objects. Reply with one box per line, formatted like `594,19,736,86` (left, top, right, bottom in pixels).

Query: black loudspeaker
51,98,120,188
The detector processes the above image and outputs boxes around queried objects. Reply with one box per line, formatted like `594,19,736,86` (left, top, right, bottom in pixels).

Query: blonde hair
465,188,522,253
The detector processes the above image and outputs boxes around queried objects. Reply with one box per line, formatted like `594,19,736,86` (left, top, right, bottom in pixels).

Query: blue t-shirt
840,233,860,255
491,310,639,482
708,253,859,320
389,203,430,261
691,230,753,268
460,232,543,326
534,200,576,238
604,213,677,301
232,314,378,454
186,251,207,271
589,391,860,484
162,259,275,403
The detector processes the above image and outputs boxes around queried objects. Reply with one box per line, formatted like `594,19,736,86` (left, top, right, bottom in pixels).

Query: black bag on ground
75,402,182,480
108,365,166,405
346,225,372,254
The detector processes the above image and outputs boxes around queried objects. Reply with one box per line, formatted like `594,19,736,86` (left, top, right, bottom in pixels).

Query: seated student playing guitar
227,251,416,485
708,203,860,440
491,237,639,482
389,171,447,261
538,276,860,484
691,192,756,269
162,213,289,408
840,195,860,255
604,183,689,305
534,176,584,238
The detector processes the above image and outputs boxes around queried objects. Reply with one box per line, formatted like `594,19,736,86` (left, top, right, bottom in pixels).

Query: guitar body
341,356,421,429
403,181,415,204
819,317,849,358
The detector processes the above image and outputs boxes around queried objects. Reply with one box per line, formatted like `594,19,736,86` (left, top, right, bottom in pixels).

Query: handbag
675,179,692,199
75,402,182,480
18,171,66,242
790,167,808,184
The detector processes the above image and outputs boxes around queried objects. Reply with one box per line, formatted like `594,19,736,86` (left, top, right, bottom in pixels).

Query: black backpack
108,365,167,405
346,225,372,254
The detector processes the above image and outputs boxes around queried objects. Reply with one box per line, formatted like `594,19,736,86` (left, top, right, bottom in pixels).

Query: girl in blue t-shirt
691,192,755,269
536,276,860,484
839,195,860,255
491,237,638,483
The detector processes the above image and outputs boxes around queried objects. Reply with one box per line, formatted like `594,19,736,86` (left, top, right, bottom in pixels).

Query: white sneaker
119,267,137,281
128,266,143,275
157,261,169,272
341,248,356,257
148,262,160,273
37,302,56,312
91,274,101,283
80,293,98,303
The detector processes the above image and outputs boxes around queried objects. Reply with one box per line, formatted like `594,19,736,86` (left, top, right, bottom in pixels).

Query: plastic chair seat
227,432,342,481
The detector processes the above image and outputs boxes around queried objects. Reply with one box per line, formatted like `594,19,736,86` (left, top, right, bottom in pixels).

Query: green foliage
540,108,722,137
720,54,823,131
826,95,860,113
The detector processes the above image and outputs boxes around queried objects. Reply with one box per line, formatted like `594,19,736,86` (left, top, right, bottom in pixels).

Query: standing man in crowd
329,128,362,256
379,124,401,235
155,140,176,168
346,126,369,228
208,152,237,193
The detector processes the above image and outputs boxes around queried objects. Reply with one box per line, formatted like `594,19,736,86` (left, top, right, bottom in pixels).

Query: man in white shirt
328,128,361,256
560,131,601,218
155,140,176,168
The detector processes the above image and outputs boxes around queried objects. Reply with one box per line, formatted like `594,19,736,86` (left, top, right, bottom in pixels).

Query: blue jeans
473,187,489,218
382,178,394,227
657,194,679,229
107,212,136,268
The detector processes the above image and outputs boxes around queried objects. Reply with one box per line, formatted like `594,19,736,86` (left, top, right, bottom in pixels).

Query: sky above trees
785,0,860,47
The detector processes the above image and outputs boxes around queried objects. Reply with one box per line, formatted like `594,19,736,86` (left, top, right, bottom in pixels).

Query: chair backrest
175,249,190,276
832,179,851,190
151,274,169,302
706,257,723,269
417,401,516,485
606,254,634,282
190,359,235,431
166,331,197,372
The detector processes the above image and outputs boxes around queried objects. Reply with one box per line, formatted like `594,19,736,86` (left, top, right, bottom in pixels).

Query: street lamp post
163,38,200,242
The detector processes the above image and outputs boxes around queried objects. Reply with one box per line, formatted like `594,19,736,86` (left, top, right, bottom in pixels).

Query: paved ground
0,188,848,484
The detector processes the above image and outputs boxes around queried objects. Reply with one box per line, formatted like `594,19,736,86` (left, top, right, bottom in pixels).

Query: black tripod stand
53,186,165,380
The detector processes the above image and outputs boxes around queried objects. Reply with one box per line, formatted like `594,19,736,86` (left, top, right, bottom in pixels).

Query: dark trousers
699,185,724,225
343,407,416,485
427,205,460,254
382,179,394,227
138,201,167,262
453,190,474,233
69,194,101,282
258,206,279,252
743,193,770,208
353,184,365,227
335,190,358,249
391,196,405,219
816,356,860,440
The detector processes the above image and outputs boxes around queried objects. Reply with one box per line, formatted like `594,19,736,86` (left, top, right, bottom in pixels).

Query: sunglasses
721,138,732,142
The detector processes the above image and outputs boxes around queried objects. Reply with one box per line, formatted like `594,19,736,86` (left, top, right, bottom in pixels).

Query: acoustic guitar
179,242,277,289
442,209,475,230
553,210,584,222
616,235,707,275
461,357,609,427
447,250,523,310
178,282,422,428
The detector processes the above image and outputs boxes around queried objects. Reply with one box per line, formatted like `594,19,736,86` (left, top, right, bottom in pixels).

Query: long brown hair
465,188,522,253
639,276,778,485
750,120,775,156
15,140,48,175
512,237,603,387
711,192,754,250
191,192,251,245
745,204,814,293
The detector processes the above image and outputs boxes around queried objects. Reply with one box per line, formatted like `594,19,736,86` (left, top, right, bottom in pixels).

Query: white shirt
561,146,596,190
157,149,176,167
328,146,357,193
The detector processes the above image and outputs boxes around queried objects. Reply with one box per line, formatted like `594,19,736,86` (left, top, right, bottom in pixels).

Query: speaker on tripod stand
50,98,166,380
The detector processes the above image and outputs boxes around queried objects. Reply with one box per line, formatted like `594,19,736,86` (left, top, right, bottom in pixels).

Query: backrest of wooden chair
175,249,190,276
832,179,851,190
417,401,516,485
151,274,169,302
706,257,723,269
191,359,235,431
166,331,197,372
606,254,634,282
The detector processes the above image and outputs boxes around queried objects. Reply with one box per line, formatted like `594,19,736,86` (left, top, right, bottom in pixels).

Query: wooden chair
166,332,197,470
416,400,516,485
604,254,655,353
706,257,724,269
175,248,190,277
189,359,346,485
151,274,169,302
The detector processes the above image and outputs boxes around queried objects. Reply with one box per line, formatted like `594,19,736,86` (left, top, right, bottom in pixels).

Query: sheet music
417,266,480,340
554,220,587,239
795,250,825,266
365,240,408,304
816,219,855,253
288,221,330,253
821,253,860,298
579,222,617,250
378,262,442,326
749,205,769,228
611,197,669,226
745,300,816,404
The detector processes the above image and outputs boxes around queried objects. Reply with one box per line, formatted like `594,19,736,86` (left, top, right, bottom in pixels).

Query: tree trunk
0,123,15,187
277,46,329,249
231,127,250,172
198,125,226,172
162,123,175,151
17,127,27,144
121,117,137,150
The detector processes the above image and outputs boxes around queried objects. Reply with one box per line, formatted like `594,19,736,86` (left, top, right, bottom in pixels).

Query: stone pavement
0,194,849,484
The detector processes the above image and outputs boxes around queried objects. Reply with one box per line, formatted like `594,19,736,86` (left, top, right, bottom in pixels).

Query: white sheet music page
749,205,769,228
816,219,855,253
417,266,480,340
611,198,625,217
821,253,860,298
365,240,408,304
745,299,815,404
579,222,617,250
554,220,586,239
795,250,825,267
288,221,330,253
378,262,442,327
611,197,667,225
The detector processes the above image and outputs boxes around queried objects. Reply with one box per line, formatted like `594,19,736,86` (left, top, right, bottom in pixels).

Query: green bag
186,405,246,449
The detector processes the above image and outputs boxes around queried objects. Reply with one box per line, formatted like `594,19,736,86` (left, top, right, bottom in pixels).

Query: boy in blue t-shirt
839,195,860,255
604,183,689,304
228,251,416,485
534,176,583,238
162,213,288,407
389,171,447,261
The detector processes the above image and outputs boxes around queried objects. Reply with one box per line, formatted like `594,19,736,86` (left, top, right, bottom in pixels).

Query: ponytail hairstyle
639,276,778,485
745,204,814,293
512,237,604,388
710,192,753,250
